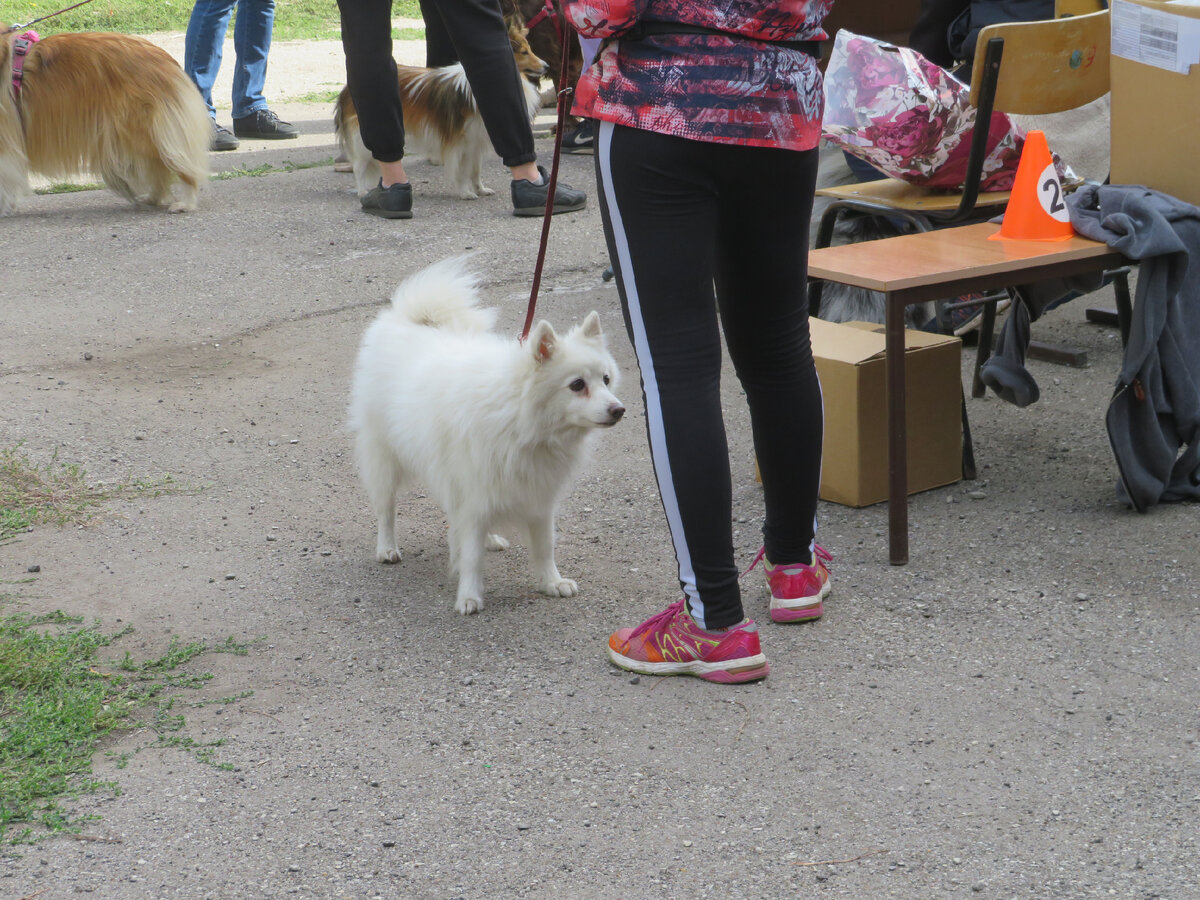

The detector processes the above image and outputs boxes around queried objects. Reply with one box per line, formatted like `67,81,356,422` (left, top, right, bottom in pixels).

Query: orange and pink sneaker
748,544,832,623
607,599,769,684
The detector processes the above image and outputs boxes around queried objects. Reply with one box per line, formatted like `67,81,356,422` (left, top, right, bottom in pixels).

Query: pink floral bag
821,30,1028,192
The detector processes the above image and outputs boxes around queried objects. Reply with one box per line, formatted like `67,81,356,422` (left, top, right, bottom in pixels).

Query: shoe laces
627,599,687,641
743,543,832,577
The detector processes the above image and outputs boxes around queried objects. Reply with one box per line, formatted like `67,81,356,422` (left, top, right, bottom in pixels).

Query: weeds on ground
0,445,184,544
7,0,423,41
0,608,256,844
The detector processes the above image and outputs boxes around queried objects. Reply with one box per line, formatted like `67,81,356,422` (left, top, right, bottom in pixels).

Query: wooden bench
807,222,1125,564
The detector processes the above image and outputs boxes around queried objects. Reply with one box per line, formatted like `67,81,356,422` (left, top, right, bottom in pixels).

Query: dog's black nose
610,405,625,423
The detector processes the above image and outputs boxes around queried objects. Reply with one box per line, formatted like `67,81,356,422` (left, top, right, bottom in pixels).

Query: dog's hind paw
540,577,579,598
455,595,485,615
376,547,402,564
485,533,509,551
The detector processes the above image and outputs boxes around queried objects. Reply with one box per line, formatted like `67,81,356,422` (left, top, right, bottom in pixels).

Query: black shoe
211,120,239,151
361,179,413,219
511,164,587,217
561,119,594,155
232,108,299,140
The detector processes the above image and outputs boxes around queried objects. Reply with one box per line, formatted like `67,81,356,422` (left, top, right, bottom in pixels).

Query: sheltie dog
500,0,582,114
347,257,624,615
333,21,546,200
0,31,210,215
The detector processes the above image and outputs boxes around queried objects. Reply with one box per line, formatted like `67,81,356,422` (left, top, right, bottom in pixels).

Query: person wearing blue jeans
184,0,298,151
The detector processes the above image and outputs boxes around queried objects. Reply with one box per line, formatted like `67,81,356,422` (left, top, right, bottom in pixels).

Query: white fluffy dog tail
389,256,497,333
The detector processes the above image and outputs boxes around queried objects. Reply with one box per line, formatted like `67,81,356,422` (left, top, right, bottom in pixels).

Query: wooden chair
810,10,1119,340
813,11,1111,244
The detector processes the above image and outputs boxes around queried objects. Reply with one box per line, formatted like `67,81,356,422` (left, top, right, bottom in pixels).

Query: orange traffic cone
989,130,1075,242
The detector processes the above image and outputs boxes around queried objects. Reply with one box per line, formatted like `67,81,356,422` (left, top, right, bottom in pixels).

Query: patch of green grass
33,182,102,196
12,0,423,41
291,87,344,106
211,157,336,180
0,445,186,544
0,610,254,843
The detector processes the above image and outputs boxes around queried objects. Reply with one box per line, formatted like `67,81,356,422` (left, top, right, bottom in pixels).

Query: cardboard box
811,318,962,507
1110,0,1200,205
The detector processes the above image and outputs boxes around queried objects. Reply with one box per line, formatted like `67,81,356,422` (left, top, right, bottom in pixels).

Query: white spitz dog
348,258,625,615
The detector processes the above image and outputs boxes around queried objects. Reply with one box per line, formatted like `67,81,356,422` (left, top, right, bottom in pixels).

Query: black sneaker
561,119,594,155
211,121,239,152
361,179,413,219
232,108,299,140
511,164,587,217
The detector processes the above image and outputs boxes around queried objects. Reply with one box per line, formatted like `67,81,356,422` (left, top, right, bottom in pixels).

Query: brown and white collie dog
0,31,210,215
333,21,546,200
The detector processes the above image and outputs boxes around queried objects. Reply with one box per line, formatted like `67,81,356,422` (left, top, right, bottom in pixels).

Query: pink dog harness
9,30,39,97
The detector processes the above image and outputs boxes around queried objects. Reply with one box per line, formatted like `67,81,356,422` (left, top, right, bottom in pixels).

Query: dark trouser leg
337,0,405,162
432,0,536,166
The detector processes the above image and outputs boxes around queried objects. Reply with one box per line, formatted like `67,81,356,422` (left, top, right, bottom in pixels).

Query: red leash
520,14,576,342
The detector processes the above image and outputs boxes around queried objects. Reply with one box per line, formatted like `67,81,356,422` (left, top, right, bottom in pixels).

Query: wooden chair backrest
968,9,1110,115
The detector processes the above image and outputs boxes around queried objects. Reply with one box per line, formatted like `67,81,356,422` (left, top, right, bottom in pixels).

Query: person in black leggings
596,124,824,629
335,0,587,218
566,0,833,684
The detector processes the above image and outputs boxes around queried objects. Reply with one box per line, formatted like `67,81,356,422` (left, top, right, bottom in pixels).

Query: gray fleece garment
1068,184,1200,512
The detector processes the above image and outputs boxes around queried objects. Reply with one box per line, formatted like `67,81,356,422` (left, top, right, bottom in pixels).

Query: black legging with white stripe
595,121,823,630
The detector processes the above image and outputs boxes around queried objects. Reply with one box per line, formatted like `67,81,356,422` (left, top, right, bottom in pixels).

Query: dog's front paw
485,533,510,551
376,546,402,564
540,577,579,598
478,185,495,197
457,189,480,200
455,594,485,615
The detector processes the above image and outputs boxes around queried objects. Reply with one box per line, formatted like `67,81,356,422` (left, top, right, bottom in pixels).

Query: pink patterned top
562,0,831,151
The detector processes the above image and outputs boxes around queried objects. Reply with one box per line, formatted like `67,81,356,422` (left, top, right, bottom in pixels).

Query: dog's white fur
334,60,543,200
0,32,209,215
348,258,624,615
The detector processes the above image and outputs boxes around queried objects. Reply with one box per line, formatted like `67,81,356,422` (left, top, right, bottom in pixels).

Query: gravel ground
1,37,1197,900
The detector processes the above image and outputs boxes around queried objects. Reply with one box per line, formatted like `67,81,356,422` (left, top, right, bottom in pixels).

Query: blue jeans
183,0,275,120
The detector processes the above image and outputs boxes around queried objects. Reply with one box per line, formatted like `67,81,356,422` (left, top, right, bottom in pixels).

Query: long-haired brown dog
0,32,210,215
333,20,546,200
501,0,581,107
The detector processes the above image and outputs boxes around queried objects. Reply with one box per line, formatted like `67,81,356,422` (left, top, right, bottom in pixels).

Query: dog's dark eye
569,378,586,393
603,375,611,386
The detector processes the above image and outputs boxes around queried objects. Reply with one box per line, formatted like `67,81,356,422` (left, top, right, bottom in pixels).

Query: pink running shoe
607,600,769,684
748,544,832,623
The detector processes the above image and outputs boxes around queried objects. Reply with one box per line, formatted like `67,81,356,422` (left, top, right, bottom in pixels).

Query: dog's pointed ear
529,320,558,362
579,311,603,341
